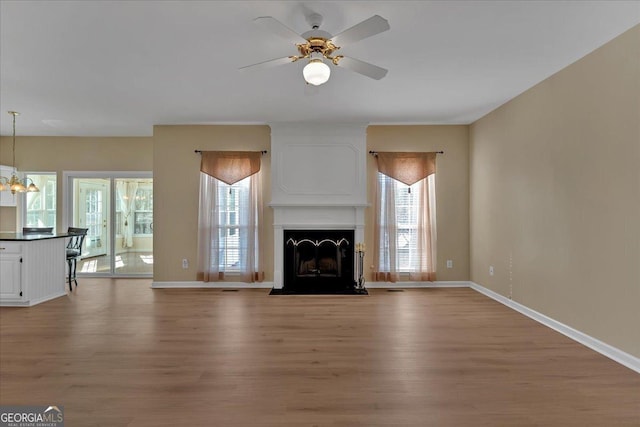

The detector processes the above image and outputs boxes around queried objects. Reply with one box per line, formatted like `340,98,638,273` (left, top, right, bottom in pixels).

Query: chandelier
0,111,39,194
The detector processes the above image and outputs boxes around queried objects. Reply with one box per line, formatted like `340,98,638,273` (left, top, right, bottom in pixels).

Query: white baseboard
0,299,30,307
469,281,640,374
0,291,67,307
366,281,469,288
28,291,68,306
151,281,274,289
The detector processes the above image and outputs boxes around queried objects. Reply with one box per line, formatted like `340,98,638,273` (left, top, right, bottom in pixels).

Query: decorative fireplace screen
283,230,355,291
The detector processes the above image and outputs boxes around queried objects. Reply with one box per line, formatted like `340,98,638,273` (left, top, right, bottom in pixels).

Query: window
216,177,250,272
134,187,153,235
375,171,436,281
196,151,264,283
384,174,421,271
25,174,56,228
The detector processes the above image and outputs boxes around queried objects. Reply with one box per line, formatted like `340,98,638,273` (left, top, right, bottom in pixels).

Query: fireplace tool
355,243,366,290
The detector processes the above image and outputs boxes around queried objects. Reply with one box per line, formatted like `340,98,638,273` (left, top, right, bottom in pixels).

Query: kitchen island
0,232,68,307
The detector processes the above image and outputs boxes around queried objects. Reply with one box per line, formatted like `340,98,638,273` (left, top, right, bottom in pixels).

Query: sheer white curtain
196,151,264,283
413,176,437,281
196,173,222,281
373,172,399,282
116,181,138,248
373,152,437,282
242,171,263,282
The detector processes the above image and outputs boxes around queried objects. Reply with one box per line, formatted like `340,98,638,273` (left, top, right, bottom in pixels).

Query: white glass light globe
303,60,331,86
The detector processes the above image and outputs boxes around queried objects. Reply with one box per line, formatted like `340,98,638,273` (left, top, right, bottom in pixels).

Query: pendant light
0,111,39,194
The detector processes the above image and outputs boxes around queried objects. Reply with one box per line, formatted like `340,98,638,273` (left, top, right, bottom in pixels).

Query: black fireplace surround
283,229,356,293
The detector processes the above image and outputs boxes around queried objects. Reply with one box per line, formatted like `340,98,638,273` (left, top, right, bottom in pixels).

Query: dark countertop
0,232,71,241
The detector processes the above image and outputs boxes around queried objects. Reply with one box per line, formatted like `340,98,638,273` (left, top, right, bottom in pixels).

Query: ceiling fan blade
239,56,294,72
337,56,388,80
331,15,390,46
254,16,308,44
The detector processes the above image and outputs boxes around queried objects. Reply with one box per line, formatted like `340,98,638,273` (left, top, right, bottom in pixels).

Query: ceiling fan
239,12,390,86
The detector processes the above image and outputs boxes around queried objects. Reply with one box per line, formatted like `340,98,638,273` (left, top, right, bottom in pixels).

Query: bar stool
66,227,88,291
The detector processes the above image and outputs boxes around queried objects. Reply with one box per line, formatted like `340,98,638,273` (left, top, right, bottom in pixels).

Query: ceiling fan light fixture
303,58,331,86
244,15,389,84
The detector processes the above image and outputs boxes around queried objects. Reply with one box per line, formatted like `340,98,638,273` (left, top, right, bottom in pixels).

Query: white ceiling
1,1,639,137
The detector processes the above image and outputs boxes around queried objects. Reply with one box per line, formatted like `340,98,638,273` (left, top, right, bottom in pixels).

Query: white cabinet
0,237,66,307
0,243,22,301
0,165,19,206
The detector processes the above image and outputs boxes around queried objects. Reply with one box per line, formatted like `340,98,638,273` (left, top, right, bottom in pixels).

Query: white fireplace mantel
269,123,368,288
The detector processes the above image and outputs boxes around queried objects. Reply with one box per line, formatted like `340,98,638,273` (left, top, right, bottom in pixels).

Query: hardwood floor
1,280,638,426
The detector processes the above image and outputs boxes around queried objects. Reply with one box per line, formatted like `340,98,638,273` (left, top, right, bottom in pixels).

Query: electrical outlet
182,258,189,269
489,265,494,276
446,260,453,269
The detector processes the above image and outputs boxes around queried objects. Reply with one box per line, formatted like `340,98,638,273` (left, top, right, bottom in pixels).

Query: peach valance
200,151,261,185
375,152,437,186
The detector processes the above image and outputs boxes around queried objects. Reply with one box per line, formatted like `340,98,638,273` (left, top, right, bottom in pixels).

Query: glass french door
78,179,109,258
66,172,153,277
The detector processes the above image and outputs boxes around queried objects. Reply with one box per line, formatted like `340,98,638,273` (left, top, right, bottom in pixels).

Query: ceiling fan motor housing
306,12,324,30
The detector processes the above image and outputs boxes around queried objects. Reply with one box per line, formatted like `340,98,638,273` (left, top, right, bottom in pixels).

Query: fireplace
283,229,355,292
269,123,367,290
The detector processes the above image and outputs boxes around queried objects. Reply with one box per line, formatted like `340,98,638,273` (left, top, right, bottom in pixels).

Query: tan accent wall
152,125,272,282
470,25,640,357
0,207,17,232
0,136,152,232
367,125,470,281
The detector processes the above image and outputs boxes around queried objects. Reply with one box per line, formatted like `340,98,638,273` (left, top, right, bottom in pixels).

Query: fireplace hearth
282,229,356,293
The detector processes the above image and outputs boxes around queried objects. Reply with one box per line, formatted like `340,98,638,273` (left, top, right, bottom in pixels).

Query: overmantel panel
278,143,357,196
270,123,367,206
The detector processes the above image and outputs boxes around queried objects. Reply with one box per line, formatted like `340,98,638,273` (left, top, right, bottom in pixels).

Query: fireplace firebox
283,230,355,292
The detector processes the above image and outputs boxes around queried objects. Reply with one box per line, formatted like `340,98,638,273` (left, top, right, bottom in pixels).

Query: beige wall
4,125,469,286
0,136,152,232
0,206,16,232
152,125,272,282
154,124,469,284
469,26,640,357
367,125,470,281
